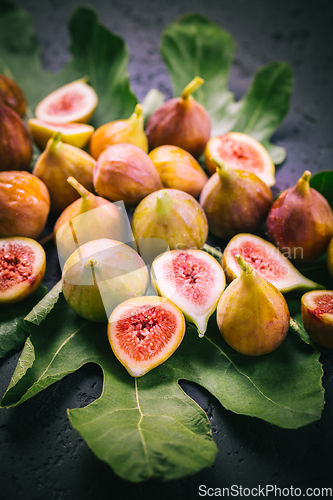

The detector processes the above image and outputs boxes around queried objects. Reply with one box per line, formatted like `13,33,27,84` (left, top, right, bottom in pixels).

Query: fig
217,254,290,356
33,133,95,214
222,233,322,293
35,79,98,124
108,295,185,377
0,101,33,171
266,170,333,261
89,103,148,159
0,171,50,239
0,236,46,304
0,74,26,117
199,157,273,240
327,237,333,279
93,143,162,207
62,239,149,322
205,132,275,187
146,76,211,158
131,189,209,252
148,145,208,198
301,290,333,349
28,119,94,150
151,249,225,337
54,177,131,267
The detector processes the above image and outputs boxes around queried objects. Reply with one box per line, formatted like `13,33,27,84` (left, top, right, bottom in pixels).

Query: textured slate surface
1,0,333,498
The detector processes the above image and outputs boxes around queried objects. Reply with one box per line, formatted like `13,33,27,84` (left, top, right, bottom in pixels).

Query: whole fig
146,76,211,158
266,170,333,261
199,157,273,240
0,101,32,171
0,74,26,117
89,103,148,159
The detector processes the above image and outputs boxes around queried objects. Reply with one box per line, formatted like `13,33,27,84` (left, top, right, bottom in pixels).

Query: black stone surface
1,0,333,499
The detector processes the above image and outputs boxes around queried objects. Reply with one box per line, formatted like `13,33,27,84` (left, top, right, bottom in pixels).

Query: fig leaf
161,13,293,165
310,170,333,209
1,287,324,481
0,1,137,126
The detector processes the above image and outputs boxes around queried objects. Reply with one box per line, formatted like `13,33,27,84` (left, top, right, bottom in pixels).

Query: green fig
217,254,290,356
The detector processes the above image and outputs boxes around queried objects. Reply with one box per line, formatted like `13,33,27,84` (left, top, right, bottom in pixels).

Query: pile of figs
1,73,333,378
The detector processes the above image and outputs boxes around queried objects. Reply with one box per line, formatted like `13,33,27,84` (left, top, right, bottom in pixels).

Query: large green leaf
161,13,293,164
310,170,333,209
0,0,137,125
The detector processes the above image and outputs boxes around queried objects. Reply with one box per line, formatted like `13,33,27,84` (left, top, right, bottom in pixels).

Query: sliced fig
217,254,290,356
62,239,149,322
0,74,26,117
28,119,94,150
204,132,275,187
301,290,333,349
222,233,322,293
151,249,226,337
35,79,98,124
0,237,46,304
108,295,185,377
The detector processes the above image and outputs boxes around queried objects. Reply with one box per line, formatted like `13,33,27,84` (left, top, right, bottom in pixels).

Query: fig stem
132,103,143,119
235,254,253,275
209,156,234,180
202,244,223,260
67,176,93,200
38,232,54,246
295,170,311,197
49,132,62,153
181,76,204,100
156,190,172,216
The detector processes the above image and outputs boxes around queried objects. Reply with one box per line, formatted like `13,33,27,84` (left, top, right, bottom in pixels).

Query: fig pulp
199,157,273,240
0,74,26,117
146,76,211,158
131,189,209,252
54,177,130,267
204,132,275,187
35,79,98,124
0,101,32,171
62,239,149,322
0,171,50,239
28,119,94,150
301,290,333,349
33,133,95,214
108,296,185,377
151,249,226,337
0,237,46,304
266,170,333,261
149,145,208,198
89,103,148,159
222,233,322,293
217,254,290,356
93,143,162,207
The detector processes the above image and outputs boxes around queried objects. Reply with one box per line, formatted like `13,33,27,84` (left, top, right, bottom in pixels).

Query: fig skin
33,133,95,214
301,290,333,349
0,101,33,171
266,170,333,261
54,177,130,266
93,143,163,207
0,171,50,239
89,103,148,159
0,236,46,304
62,239,149,322
148,145,208,198
146,77,211,158
217,255,290,356
28,119,95,150
131,188,209,251
327,238,333,279
199,157,273,240
0,74,26,117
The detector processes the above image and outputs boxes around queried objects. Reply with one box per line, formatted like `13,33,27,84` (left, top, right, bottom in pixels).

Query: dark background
1,0,333,498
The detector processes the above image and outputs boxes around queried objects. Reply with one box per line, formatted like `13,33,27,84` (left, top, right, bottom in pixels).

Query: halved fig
28,119,94,150
35,80,98,124
108,296,185,377
151,249,226,337
0,237,46,304
222,233,322,293
204,132,275,187
301,290,333,349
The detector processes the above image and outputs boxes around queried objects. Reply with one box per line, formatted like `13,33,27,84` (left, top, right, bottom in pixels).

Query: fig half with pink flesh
301,290,333,349
222,233,322,293
28,119,94,150
0,237,46,304
108,295,185,377
151,249,226,337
